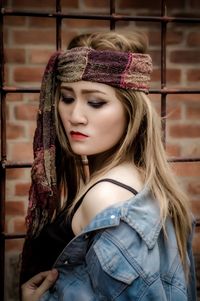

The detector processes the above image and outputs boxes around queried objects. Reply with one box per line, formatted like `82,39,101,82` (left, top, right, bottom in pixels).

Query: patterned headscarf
26,47,153,237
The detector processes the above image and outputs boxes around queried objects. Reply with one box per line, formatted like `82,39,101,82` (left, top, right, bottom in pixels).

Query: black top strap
71,178,138,217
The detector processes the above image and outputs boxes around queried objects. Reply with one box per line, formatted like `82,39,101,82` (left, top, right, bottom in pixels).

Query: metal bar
161,0,167,146
0,0,5,299
1,155,200,171
110,0,116,30
56,0,61,51
168,157,200,162
1,161,32,168
150,89,200,94
2,86,200,94
1,9,200,23
1,233,26,239
1,86,40,93
0,93,6,160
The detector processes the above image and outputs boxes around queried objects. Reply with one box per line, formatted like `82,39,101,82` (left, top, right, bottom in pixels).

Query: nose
69,101,87,125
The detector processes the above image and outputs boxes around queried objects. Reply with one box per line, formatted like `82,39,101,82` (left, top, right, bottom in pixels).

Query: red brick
13,29,56,45
28,122,37,138
167,69,181,84
166,104,182,120
149,68,160,83
186,106,200,119
5,239,24,252
166,31,183,45
13,66,44,83
6,93,23,102
187,69,200,82
7,123,25,139
15,183,30,196
4,16,26,26
169,124,200,138
166,144,181,157
149,50,161,67
28,49,54,64
6,201,25,216
61,0,79,8
63,19,109,28
118,0,183,9
9,142,33,162
118,0,161,9
188,183,200,195
148,93,161,104
6,169,25,180
3,28,8,45
167,94,200,103
187,32,200,46
115,20,131,29
29,17,55,28
181,143,200,157
171,162,200,177
24,93,40,102
9,0,55,8
148,94,161,113
148,30,183,46
191,201,200,219
13,218,26,233
82,0,109,8
15,103,38,120
4,65,9,84
9,0,78,9
61,31,79,49
170,50,200,64
193,230,200,254
148,31,161,46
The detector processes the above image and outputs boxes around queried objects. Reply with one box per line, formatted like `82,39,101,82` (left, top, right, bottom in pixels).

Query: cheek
58,103,68,129
95,109,126,141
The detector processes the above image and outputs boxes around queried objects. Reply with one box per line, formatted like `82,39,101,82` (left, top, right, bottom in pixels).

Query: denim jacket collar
83,186,162,249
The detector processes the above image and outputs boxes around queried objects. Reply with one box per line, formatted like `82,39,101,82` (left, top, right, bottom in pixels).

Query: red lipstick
70,131,89,140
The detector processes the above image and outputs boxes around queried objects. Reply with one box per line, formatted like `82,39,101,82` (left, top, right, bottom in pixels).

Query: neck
88,145,119,175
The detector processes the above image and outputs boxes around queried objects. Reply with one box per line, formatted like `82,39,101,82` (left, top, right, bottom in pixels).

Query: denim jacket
40,187,196,301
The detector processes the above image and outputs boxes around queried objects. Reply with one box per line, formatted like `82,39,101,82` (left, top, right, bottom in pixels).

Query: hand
21,269,58,301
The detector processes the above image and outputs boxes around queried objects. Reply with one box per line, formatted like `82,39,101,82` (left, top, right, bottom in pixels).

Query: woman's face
58,81,127,156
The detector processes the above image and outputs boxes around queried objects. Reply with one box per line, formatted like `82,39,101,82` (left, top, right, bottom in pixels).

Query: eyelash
88,101,106,108
60,96,74,104
60,96,106,109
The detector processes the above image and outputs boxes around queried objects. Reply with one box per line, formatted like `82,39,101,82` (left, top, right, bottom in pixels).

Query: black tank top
23,179,138,281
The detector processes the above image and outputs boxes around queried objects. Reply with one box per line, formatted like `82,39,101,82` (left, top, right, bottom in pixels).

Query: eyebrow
60,86,107,95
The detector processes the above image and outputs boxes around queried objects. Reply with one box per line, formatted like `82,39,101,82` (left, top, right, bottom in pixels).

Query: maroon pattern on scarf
57,47,153,93
26,52,60,236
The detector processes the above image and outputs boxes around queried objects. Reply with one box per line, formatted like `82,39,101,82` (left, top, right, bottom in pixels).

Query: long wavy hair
55,31,192,273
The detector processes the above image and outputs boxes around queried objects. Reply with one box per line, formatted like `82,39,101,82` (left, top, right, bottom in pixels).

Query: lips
70,131,89,140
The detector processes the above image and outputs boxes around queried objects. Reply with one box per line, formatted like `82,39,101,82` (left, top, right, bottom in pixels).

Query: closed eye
60,95,74,104
88,101,106,108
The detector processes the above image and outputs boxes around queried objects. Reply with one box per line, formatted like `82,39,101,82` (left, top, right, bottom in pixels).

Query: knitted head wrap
26,47,153,237
57,47,152,92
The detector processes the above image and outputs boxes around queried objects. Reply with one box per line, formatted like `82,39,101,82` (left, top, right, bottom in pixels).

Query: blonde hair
55,31,192,273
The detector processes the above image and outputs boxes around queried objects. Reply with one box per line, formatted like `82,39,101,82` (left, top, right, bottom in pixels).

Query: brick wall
2,0,200,300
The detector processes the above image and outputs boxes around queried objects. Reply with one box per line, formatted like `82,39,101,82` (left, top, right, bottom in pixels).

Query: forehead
60,80,117,96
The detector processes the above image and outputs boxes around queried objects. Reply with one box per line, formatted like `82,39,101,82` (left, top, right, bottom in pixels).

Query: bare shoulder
80,180,133,228
80,163,144,228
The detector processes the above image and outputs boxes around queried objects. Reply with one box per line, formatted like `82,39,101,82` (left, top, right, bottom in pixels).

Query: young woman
20,32,196,301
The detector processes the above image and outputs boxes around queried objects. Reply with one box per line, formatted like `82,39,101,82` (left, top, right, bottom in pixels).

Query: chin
71,149,100,157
